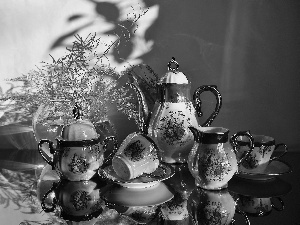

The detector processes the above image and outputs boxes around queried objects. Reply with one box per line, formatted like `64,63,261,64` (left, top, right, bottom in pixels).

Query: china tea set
37,58,290,223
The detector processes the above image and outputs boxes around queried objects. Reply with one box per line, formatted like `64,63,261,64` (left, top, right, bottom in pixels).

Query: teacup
41,179,107,222
38,136,118,181
237,195,284,217
112,132,160,180
236,135,288,173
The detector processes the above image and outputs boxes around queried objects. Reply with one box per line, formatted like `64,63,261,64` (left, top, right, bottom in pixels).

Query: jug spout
188,126,201,143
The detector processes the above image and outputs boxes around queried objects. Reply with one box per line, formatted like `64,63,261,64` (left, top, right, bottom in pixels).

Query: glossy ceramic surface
236,134,288,173
101,182,174,207
131,58,222,164
112,132,160,181
41,179,107,222
236,160,292,180
100,164,174,188
188,188,239,225
188,126,254,190
38,136,118,181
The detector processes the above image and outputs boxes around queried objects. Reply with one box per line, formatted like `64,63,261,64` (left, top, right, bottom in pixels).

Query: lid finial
168,57,179,73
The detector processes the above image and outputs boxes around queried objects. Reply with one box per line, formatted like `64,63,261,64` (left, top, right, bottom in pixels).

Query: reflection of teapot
41,179,107,222
188,188,250,225
130,57,222,163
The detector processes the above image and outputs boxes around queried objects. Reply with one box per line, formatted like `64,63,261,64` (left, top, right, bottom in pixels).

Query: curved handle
270,143,288,161
128,76,150,134
101,136,119,169
230,131,254,166
271,197,284,211
38,139,55,168
41,182,59,213
193,85,222,127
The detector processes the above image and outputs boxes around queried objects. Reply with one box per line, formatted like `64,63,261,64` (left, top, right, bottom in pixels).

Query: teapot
130,57,222,163
188,126,254,190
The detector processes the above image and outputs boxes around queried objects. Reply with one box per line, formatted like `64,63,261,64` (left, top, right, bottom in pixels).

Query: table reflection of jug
131,57,222,163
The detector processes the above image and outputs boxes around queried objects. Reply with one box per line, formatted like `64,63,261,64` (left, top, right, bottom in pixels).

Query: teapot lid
159,57,189,84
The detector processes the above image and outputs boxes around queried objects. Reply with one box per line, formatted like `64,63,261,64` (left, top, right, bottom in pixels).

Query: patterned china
188,126,254,190
41,179,107,222
112,132,160,181
236,134,288,174
131,57,222,163
188,188,250,225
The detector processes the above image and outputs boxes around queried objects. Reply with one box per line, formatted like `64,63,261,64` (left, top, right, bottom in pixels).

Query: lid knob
167,57,179,73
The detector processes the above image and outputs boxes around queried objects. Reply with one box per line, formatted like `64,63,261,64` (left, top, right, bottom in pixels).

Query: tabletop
0,129,299,225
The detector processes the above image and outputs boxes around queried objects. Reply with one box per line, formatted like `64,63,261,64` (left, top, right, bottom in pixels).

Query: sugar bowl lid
159,57,189,84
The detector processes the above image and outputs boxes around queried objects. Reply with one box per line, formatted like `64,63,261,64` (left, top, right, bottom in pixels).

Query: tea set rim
236,159,292,180
99,163,175,189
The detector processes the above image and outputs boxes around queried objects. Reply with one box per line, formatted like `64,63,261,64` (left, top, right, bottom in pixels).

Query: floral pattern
70,190,92,211
123,140,146,162
199,201,230,225
68,154,90,174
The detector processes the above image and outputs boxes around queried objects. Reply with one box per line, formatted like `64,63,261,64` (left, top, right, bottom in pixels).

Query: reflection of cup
108,204,158,224
237,195,284,217
112,132,160,180
38,136,117,181
237,135,288,173
41,179,106,222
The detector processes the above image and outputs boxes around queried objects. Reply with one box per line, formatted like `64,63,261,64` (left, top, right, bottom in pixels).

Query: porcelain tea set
37,58,289,223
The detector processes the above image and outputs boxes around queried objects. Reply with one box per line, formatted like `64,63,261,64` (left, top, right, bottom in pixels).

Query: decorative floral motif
198,146,232,182
70,190,92,211
158,110,192,146
90,199,104,212
200,201,230,225
123,140,146,162
68,153,89,174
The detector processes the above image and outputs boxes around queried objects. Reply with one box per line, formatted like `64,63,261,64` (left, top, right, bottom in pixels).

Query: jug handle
230,131,254,166
128,76,150,134
38,139,55,169
41,181,59,213
193,85,222,127
101,136,119,169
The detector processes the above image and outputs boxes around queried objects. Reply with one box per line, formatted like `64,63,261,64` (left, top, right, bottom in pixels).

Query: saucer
99,164,175,188
101,182,174,207
236,160,292,180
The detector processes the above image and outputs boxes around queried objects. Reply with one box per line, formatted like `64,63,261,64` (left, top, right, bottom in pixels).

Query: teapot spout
129,77,150,134
188,126,201,142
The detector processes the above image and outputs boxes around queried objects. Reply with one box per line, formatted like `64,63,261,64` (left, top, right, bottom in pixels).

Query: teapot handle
101,136,119,169
38,139,55,169
230,131,254,166
41,181,59,213
193,85,222,127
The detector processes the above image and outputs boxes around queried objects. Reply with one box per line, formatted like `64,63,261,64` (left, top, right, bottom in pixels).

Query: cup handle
270,143,288,161
193,85,222,127
38,139,55,168
101,136,119,169
271,197,284,211
41,181,59,213
230,131,254,166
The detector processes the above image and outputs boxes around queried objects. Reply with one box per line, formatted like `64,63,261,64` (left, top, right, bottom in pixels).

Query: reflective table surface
0,130,299,225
